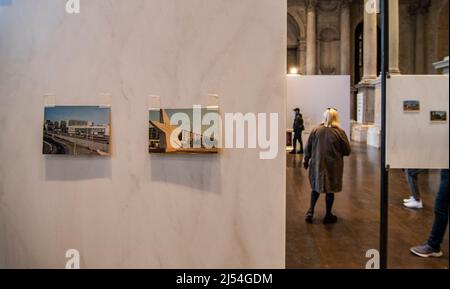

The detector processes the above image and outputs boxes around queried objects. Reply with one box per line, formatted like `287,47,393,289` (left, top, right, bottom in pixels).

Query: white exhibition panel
287,75,351,138
0,1,286,268
387,75,449,169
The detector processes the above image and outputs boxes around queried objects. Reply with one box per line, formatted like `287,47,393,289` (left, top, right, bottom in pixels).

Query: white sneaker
403,196,415,203
403,199,423,209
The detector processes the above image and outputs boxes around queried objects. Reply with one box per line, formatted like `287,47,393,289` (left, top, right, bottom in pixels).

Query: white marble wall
0,0,286,268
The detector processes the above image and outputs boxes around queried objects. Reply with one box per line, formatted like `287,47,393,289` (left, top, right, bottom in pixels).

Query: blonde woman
303,108,351,224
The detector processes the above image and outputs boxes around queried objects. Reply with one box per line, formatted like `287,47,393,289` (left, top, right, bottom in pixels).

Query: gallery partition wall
0,0,286,269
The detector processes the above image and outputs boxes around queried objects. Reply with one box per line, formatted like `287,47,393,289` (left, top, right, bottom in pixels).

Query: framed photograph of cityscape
430,111,447,123
403,100,420,112
149,108,220,154
43,106,111,156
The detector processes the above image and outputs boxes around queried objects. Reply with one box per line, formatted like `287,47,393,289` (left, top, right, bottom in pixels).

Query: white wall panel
287,75,351,140
386,75,449,169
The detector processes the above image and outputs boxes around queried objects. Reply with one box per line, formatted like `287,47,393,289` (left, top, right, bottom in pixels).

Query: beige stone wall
426,0,449,73
399,0,416,74
399,0,449,74
288,0,449,76
288,0,344,75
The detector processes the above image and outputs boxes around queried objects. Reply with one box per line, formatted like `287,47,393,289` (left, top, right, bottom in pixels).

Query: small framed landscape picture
403,100,420,112
430,111,447,123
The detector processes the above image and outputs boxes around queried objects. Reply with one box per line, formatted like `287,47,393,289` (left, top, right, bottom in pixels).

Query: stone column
389,0,401,74
340,0,351,75
414,6,426,74
306,0,317,75
298,40,307,75
361,0,377,82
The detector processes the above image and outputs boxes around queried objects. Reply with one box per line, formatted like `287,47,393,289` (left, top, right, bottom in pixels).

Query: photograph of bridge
149,108,220,154
43,106,111,156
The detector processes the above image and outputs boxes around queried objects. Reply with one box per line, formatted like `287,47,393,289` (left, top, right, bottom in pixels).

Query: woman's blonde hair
322,108,340,128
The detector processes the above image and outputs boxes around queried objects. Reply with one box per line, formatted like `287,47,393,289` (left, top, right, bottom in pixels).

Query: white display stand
287,75,351,137
286,129,294,151
386,75,449,169
356,93,364,124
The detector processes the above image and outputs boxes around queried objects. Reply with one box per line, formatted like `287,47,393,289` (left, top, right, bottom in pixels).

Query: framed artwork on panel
149,107,220,154
43,106,111,156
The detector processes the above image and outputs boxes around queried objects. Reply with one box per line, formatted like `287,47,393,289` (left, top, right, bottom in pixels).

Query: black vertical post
380,0,389,269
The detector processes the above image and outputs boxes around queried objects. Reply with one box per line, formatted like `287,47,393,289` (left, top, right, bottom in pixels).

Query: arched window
287,14,300,73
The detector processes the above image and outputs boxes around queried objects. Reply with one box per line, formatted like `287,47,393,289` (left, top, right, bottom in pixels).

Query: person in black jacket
290,108,305,154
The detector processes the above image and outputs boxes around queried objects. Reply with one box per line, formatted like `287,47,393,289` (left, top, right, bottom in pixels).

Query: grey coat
304,125,351,193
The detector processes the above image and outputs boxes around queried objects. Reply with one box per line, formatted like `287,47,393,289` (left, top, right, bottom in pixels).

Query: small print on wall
430,111,447,123
43,106,111,156
149,107,220,154
403,100,420,112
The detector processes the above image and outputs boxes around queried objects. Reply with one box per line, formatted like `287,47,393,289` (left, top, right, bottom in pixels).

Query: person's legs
306,191,320,223
427,169,449,251
298,131,304,153
405,169,422,201
325,193,335,215
308,191,320,213
404,169,425,209
410,170,448,258
323,193,338,224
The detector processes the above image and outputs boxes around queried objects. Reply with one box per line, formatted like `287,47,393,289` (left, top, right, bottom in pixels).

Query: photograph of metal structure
430,110,447,122
43,106,111,156
149,108,220,154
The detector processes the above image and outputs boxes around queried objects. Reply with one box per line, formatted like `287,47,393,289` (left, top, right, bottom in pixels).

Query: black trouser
308,191,335,215
427,169,449,251
292,130,303,152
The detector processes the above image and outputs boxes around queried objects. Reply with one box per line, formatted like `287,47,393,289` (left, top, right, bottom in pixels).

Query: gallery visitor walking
303,108,352,224
290,107,305,154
